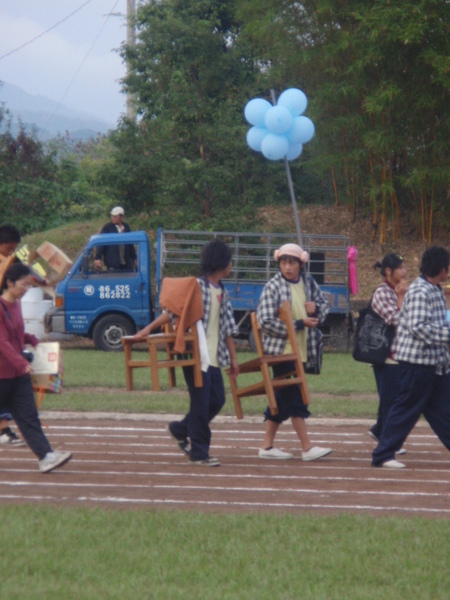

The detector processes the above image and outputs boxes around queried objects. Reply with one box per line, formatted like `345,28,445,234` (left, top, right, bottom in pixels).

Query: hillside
257,205,449,302
23,206,449,303
0,82,114,141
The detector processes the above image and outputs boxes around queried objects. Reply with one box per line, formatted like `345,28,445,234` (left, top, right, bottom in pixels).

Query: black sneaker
166,423,191,456
189,456,221,467
0,427,26,447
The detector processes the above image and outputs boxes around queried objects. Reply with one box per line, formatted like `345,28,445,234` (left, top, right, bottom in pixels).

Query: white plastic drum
21,287,52,340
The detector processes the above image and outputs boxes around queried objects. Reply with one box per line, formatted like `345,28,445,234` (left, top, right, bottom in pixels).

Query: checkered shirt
371,282,401,357
197,276,238,368
256,272,330,369
393,276,450,375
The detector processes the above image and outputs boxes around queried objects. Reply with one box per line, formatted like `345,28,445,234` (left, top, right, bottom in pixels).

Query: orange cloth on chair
159,277,204,353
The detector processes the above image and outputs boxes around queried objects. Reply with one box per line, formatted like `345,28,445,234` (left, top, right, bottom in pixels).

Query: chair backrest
251,300,304,361
250,311,265,357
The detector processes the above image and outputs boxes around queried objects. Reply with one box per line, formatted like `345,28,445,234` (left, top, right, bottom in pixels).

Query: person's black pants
0,375,52,459
372,364,450,465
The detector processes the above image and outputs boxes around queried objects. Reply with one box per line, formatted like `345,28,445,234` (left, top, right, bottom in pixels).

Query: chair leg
149,344,161,392
228,374,244,420
123,341,133,391
260,362,279,416
191,338,203,388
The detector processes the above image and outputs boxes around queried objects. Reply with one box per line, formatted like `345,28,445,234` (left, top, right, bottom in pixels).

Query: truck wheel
92,315,135,351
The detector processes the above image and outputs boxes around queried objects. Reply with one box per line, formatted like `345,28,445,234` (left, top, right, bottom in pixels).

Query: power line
0,0,95,61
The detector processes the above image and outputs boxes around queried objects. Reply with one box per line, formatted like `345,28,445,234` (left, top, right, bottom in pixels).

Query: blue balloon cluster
244,88,315,161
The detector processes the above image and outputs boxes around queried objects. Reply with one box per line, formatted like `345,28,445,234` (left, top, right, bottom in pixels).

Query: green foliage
103,0,300,230
0,104,110,234
236,0,450,240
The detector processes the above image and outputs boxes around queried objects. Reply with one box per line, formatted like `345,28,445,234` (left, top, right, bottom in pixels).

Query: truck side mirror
81,255,90,274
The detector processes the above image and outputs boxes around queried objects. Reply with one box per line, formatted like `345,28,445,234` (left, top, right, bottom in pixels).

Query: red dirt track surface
1,414,449,517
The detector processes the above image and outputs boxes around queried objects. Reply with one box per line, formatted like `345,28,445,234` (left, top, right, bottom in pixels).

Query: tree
110,0,297,230
0,98,106,233
237,0,450,242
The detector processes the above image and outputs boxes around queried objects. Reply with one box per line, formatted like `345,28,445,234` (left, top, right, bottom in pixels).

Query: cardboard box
25,342,60,375
30,344,64,395
36,241,73,276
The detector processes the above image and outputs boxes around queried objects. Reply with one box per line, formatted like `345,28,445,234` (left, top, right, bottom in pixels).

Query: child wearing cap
256,243,332,461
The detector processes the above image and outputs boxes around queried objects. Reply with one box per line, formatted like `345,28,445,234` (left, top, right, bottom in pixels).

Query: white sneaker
381,459,405,469
302,446,332,462
396,448,407,456
258,447,293,460
0,428,26,447
39,451,73,473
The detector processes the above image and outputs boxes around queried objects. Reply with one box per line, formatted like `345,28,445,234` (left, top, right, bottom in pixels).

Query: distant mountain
0,82,116,141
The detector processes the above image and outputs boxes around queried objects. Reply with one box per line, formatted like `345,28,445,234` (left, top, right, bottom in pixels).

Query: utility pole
126,0,136,121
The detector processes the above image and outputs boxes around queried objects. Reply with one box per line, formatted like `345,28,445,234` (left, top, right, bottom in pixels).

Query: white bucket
21,288,52,340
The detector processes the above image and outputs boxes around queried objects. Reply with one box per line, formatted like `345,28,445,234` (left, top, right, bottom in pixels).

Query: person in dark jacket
372,246,450,469
94,206,136,270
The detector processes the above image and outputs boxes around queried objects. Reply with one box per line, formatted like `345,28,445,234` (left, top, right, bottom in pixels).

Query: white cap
110,206,124,216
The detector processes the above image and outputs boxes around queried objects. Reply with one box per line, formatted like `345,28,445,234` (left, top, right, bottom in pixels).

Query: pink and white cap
274,243,309,264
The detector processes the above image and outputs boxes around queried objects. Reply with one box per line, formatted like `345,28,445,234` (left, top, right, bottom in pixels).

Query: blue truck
45,228,353,351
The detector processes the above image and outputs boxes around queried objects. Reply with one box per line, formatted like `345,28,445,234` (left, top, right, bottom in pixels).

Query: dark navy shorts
264,360,311,423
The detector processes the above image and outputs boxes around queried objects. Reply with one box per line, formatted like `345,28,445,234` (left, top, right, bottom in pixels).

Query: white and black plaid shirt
256,272,330,369
371,282,401,357
394,275,450,375
198,276,238,368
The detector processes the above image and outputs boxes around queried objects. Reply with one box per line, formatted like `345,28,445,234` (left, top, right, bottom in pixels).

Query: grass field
5,350,443,599
42,349,380,419
4,507,449,599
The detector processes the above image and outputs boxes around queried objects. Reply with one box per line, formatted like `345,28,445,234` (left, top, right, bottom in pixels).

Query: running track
1,414,448,517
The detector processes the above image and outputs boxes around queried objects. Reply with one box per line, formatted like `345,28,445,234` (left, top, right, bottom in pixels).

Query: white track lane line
1,466,448,486
1,481,448,504
0,493,448,515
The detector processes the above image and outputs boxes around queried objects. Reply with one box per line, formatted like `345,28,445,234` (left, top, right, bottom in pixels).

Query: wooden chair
228,300,310,419
122,336,148,391
121,322,203,392
146,322,203,391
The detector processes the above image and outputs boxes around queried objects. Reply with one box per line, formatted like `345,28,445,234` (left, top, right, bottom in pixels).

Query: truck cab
45,231,153,350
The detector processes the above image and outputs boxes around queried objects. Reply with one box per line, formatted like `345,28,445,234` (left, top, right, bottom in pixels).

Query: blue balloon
286,116,315,144
277,88,307,117
286,142,303,161
244,98,272,127
264,105,293,134
246,126,268,152
261,133,289,161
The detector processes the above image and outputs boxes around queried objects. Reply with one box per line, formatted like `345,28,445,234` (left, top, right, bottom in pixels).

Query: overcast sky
0,0,130,124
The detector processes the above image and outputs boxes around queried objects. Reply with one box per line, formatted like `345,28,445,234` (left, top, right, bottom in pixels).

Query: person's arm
256,281,287,339
94,224,109,265
24,332,39,348
308,275,331,324
406,288,450,345
0,313,31,375
294,316,319,330
133,311,171,341
372,285,401,328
